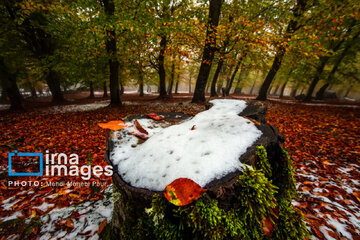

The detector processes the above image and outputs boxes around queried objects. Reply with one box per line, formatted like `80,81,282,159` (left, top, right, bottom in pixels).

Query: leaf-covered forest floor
0,92,359,239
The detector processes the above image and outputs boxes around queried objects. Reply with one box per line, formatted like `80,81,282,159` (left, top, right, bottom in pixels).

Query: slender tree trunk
103,0,121,105
216,79,224,95
279,80,288,98
175,81,179,94
189,74,192,93
250,80,256,95
344,85,352,98
272,84,280,95
290,86,298,97
192,0,222,103
158,35,167,98
30,85,37,98
304,57,328,101
256,0,308,101
225,59,242,96
210,58,224,97
0,58,23,110
168,60,175,95
234,67,246,94
103,81,108,97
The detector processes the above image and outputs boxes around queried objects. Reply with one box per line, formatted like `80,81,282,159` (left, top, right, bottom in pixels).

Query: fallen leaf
164,178,206,206
146,113,164,120
98,120,127,130
97,219,107,235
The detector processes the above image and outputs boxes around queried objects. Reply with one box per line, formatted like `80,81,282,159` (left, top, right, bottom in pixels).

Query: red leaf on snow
97,219,107,235
134,120,148,135
146,113,164,120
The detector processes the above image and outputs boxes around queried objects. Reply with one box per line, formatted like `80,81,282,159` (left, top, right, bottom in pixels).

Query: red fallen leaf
134,120,148,135
262,218,275,238
164,178,206,206
98,120,127,131
191,125,196,130
130,132,148,140
261,200,278,238
97,219,107,235
146,113,164,120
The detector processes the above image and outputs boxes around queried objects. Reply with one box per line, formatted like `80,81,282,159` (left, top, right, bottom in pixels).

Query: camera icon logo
8,150,43,176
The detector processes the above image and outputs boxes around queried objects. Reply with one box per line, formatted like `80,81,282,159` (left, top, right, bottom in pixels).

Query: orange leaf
66,219,74,229
164,178,206,206
146,113,164,120
98,121,127,130
97,219,107,235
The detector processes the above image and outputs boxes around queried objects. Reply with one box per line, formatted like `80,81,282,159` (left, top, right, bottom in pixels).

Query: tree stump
104,101,309,240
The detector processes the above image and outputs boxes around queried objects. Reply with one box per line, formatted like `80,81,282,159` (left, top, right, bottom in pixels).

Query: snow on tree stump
104,100,309,240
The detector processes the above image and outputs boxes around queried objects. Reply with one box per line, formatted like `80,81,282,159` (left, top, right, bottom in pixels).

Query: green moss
278,147,298,201
255,145,272,178
271,199,310,240
144,168,277,240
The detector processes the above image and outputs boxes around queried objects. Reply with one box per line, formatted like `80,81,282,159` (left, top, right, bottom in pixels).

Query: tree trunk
272,84,280,96
304,57,328,101
167,60,175,95
103,81,108,98
315,83,329,100
0,58,23,110
103,0,121,105
290,87,298,98
210,58,224,97
88,81,95,98
46,69,65,102
250,80,256,95
30,85,37,98
139,80,144,97
225,59,242,96
175,81,179,94
138,68,144,97
256,0,308,101
188,74,192,93
279,80,288,99
216,79,223,95
233,67,246,95
158,35,167,99
344,85,352,98
192,0,222,103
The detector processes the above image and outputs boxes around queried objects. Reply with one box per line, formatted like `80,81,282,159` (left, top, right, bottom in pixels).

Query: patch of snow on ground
111,99,262,191
0,104,10,110
38,186,113,240
40,100,110,114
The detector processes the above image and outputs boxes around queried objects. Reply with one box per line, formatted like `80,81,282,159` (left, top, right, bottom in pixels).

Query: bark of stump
105,101,291,239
